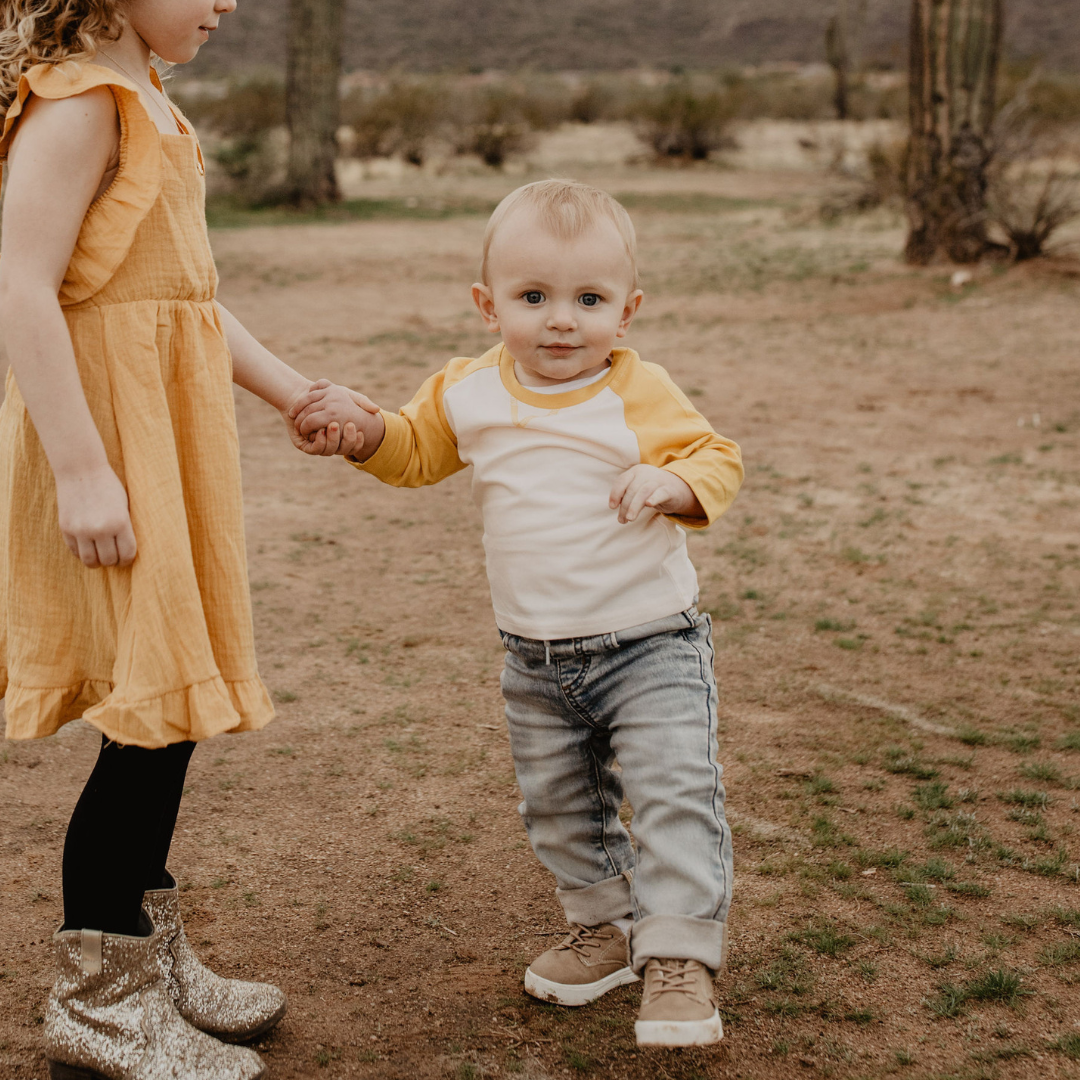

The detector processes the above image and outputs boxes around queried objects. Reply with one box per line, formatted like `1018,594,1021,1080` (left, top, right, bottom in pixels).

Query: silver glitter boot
143,873,287,1043
44,915,267,1080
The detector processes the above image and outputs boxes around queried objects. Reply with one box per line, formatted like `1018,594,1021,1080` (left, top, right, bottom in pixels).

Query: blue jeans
500,607,732,972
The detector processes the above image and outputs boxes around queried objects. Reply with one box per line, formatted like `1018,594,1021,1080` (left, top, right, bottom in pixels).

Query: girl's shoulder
1,62,140,161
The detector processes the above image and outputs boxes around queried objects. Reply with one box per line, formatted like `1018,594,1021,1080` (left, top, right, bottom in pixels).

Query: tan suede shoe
635,958,722,1046
524,923,638,1006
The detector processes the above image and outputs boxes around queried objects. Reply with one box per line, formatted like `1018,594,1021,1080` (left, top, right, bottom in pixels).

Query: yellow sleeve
619,361,744,528
350,360,467,487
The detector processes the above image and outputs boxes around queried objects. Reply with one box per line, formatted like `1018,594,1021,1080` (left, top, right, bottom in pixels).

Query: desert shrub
450,85,536,169
989,75,1080,260
733,71,833,121
340,81,445,165
175,79,287,203
632,78,739,162
820,137,907,219
569,77,622,124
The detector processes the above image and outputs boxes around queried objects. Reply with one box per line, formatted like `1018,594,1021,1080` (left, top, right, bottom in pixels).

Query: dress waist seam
63,296,217,312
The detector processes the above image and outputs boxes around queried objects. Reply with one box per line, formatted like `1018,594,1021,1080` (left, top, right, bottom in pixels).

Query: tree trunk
905,0,1003,264
285,0,345,206
826,14,850,121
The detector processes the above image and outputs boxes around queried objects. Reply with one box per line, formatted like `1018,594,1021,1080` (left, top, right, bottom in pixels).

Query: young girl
0,2,362,1077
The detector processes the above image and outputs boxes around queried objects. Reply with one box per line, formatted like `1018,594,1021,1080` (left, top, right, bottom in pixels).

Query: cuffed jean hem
629,914,727,974
556,872,634,927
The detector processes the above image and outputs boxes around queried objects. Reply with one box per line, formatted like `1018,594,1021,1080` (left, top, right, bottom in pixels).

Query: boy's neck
514,357,612,389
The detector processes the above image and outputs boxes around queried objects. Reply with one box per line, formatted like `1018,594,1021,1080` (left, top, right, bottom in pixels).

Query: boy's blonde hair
481,179,639,287
0,0,122,119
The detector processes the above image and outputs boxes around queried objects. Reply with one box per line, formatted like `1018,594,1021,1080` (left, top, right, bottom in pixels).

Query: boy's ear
615,289,644,339
471,283,501,333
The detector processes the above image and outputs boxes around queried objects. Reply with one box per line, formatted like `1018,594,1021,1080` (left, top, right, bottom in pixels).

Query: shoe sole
524,965,639,1006
49,1064,108,1080
635,1010,723,1047
200,997,288,1043
50,1059,268,1080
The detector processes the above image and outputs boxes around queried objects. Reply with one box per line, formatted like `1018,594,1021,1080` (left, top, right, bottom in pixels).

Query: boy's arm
623,363,744,528
293,362,467,487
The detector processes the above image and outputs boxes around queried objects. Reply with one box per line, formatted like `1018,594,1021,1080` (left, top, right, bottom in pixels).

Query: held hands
288,380,384,460
56,464,137,568
609,464,703,524
283,380,381,458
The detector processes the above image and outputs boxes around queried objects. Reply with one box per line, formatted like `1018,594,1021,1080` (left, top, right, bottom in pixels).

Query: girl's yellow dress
0,63,274,748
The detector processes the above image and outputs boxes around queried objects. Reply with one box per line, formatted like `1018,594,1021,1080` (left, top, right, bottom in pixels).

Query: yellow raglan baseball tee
353,345,743,640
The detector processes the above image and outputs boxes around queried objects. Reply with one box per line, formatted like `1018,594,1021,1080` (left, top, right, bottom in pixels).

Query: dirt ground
2,162,1080,1080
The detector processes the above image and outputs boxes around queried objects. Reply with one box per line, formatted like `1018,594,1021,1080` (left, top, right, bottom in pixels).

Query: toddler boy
291,180,743,1046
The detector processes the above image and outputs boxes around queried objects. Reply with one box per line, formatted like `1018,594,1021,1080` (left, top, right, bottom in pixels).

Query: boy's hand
291,380,379,436
609,464,703,524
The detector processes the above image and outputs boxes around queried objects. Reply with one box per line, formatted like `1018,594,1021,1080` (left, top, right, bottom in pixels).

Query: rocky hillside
190,0,1077,77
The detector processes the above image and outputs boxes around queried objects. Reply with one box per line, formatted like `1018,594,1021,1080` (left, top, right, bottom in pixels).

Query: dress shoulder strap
0,62,165,306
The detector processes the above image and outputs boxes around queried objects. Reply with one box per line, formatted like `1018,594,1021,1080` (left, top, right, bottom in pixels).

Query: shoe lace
553,925,614,957
650,959,703,998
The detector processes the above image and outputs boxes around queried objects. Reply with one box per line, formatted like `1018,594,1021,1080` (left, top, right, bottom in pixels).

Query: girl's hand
55,465,137,568
279,408,365,458
609,464,703,524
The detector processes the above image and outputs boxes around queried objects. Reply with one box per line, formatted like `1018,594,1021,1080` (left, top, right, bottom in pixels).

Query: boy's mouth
542,344,579,355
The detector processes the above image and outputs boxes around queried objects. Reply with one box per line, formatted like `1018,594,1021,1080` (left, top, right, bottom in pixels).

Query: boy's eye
523,291,544,305
579,293,601,307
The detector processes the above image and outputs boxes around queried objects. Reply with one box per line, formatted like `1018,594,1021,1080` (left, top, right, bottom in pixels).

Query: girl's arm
215,303,364,457
0,89,133,569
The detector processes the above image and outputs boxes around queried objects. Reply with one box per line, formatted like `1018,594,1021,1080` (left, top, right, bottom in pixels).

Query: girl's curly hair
0,0,123,118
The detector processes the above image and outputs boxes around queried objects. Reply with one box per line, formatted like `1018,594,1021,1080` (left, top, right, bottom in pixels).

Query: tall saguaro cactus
905,0,1003,264
284,0,346,206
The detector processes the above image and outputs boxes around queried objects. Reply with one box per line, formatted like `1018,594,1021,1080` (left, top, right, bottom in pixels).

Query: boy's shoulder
440,345,503,390
611,350,701,415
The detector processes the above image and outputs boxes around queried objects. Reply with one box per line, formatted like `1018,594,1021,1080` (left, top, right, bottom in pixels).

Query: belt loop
544,640,551,666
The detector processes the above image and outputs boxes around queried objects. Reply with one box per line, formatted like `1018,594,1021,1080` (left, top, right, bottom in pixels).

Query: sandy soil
2,167,1080,1080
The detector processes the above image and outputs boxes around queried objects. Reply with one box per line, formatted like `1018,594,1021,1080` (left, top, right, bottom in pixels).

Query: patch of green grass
1052,1032,1080,1059
273,689,298,704
913,782,954,811
765,997,803,1017
857,847,908,869
858,960,878,982
788,922,856,957
894,1048,916,1066
904,883,936,906
956,726,989,746
810,815,855,847
965,968,1028,1006
1022,848,1069,877
998,789,1051,808
755,948,813,995
925,982,968,1018
806,774,837,796
884,747,939,780
947,881,991,897
844,1009,875,1024
1051,906,1080,928
925,810,984,850
1038,940,1080,966
1001,732,1041,754
827,861,852,880
206,194,497,229
1057,732,1080,751
815,617,856,632
1018,761,1063,783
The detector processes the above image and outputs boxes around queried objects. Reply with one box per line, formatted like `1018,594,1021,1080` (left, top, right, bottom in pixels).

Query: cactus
284,0,346,206
905,0,1003,264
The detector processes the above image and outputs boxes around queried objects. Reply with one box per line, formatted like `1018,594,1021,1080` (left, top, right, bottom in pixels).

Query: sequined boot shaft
44,921,267,1080
142,873,286,1043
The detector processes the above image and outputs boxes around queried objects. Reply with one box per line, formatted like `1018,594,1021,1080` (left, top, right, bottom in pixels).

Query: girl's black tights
62,735,196,936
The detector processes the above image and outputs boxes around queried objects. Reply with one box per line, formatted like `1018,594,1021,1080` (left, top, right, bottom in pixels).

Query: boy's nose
547,306,577,331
